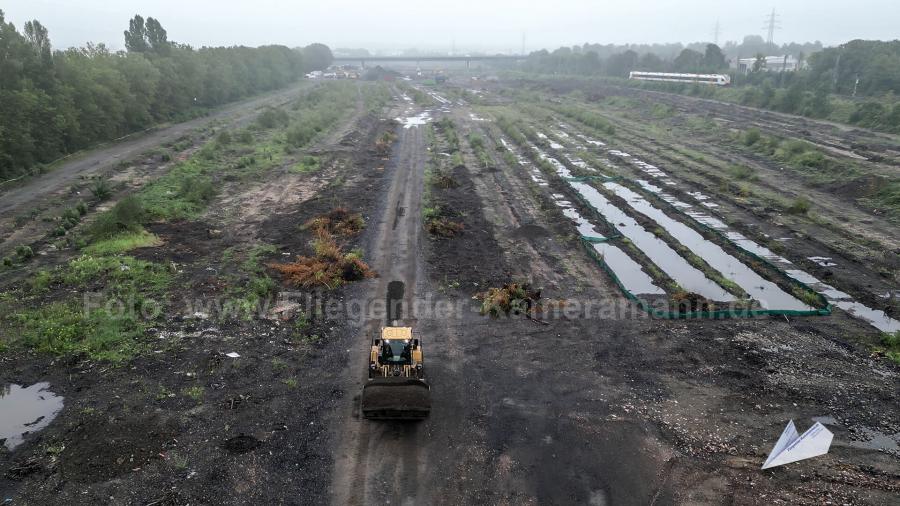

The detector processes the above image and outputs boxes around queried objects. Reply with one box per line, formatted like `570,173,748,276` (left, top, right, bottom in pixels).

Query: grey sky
3,0,898,53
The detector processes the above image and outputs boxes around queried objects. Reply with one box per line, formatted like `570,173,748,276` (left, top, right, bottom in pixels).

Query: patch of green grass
29,269,52,293
792,285,825,308
87,196,145,240
282,378,298,388
877,331,900,364
728,164,758,181
7,301,144,361
861,181,900,222
183,386,204,402
2,253,171,361
292,155,320,173
84,230,161,255
156,386,175,400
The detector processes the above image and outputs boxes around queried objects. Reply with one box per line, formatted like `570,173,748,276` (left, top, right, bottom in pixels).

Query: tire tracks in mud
331,112,428,506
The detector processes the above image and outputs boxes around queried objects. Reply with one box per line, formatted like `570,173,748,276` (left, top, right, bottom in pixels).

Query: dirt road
330,100,429,504
0,83,306,217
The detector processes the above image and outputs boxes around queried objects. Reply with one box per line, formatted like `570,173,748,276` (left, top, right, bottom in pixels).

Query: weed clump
426,218,464,237
786,197,812,215
270,231,374,289
671,291,712,313
256,107,289,129
270,209,373,289
302,207,365,236
878,331,900,364
91,178,112,201
375,131,397,156
88,196,145,239
476,283,541,317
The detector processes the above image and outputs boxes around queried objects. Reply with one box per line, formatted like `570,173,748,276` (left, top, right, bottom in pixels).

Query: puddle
396,111,431,129
602,182,810,311
570,182,734,301
833,301,900,333
1,382,64,450
847,427,900,454
808,256,837,267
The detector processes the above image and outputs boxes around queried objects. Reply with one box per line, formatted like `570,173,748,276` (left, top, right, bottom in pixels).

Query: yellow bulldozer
360,326,431,420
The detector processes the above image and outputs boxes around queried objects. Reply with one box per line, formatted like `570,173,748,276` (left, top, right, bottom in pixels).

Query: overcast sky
3,0,898,53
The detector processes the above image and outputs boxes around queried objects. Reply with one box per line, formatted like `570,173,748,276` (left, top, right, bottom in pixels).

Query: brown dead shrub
426,218,464,237
303,207,365,236
475,283,542,316
671,291,712,312
270,212,374,289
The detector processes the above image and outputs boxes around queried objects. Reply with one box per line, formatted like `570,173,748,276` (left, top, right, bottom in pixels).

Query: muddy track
331,108,428,505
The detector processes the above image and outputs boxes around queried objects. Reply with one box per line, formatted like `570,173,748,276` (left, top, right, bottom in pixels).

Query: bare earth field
1,78,898,505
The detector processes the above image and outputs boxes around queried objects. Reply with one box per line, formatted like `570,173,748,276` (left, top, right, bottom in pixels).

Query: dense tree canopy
301,43,334,71
0,12,324,180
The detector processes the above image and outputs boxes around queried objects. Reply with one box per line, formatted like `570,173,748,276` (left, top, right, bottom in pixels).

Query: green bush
91,178,112,201
76,201,88,216
216,130,232,145
849,101,887,129
15,245,34,260
729,165,757,181
742,128,761,146
787,197,812,215
88,196,145,239
286,123,318,147
178,176,216,204
235,130,254,144
256,107,290,129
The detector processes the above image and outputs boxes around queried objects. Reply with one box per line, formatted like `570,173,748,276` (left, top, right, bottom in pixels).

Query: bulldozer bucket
361,378,431,420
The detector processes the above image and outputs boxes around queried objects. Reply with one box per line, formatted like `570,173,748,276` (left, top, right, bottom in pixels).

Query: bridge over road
332,54,525,69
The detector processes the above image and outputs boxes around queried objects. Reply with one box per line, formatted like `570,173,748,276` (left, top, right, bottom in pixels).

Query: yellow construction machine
360,326,431,420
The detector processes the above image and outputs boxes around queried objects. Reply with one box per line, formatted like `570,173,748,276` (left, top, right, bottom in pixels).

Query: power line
762,8,781,45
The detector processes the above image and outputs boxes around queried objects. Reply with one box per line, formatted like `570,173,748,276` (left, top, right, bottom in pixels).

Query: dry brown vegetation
270,209,374,289
302,207,365,236
475,282,542,316
425,218,464,238
375,131,398,157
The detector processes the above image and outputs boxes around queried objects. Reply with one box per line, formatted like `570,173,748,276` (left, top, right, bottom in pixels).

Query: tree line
518,38,900,133
0,11,333,180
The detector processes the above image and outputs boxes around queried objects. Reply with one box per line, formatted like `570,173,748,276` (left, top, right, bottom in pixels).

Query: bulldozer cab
369,327,423,376
377,339,413,364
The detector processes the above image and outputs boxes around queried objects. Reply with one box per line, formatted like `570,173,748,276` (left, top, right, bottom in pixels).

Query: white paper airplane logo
762,420,834,469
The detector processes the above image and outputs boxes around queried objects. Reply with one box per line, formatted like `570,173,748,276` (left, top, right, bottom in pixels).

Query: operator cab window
382,340,412,364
